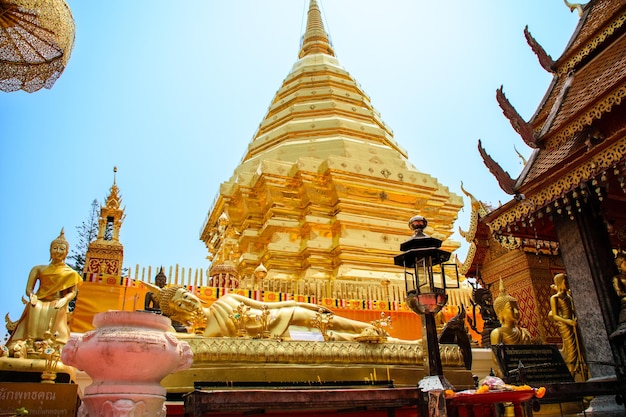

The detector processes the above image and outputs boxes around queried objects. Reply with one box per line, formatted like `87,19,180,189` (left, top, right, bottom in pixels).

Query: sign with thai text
0,382,78,416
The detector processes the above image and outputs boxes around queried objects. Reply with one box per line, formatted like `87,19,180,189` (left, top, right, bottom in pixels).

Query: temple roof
480,0,626,245
527,1,626,149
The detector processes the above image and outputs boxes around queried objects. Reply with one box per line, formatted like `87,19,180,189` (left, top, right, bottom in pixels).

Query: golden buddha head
493,278,520,325
154,268,167,288
553,273,568,292
49,228,69,262
159,286,204,324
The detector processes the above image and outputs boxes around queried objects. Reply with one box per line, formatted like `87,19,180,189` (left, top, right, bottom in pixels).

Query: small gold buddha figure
490,279,533,346
6,229,82,358
144,267,167,312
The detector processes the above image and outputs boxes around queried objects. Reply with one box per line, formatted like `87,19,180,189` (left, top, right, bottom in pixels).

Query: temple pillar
553,196,625,379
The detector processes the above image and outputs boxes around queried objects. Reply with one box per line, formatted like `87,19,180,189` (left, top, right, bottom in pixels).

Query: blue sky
0,1,579,325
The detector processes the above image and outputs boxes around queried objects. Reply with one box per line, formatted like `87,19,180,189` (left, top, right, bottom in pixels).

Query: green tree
69,199,100,275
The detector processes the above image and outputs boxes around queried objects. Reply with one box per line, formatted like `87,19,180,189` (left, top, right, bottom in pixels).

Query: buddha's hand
29,293,38,306
315,305,333,314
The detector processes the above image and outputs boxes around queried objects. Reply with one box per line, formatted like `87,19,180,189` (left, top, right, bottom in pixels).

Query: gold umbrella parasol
0,0,75,93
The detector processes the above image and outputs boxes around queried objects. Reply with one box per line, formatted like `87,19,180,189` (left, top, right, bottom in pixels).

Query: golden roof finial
104,167,122,211
514,145,527,166
460,181,478,206
563,0,584,17
299,0,335,58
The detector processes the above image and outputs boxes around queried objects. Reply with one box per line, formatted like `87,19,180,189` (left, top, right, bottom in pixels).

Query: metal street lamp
394,215,459,391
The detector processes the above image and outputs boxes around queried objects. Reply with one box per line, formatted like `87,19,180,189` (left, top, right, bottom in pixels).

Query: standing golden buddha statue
549,273,588,380
6,229,82,358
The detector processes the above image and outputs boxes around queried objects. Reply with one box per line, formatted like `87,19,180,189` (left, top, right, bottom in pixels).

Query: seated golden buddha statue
6,229,82,358
490,279,533,346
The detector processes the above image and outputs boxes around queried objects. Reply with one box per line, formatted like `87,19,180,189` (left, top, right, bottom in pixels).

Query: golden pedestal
161,336,474,394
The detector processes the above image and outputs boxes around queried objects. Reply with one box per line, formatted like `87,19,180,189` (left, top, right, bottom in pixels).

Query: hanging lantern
0,0,75,92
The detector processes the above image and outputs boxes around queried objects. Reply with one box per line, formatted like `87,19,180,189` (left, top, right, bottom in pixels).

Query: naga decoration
438,306,472,370
524,25,555,73
563,0,585,17
467,283,501,348
496,86,538,149
458,182,489,241
513,145,528,166
477,139,517,195
456,182,491,276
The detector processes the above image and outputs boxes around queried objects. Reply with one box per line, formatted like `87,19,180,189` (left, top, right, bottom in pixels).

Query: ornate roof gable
481,0,626,241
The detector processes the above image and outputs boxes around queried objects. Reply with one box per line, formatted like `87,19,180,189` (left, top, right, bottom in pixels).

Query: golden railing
127,264,472,308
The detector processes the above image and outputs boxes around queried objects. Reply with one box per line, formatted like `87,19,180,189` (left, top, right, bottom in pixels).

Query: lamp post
393,215,459,392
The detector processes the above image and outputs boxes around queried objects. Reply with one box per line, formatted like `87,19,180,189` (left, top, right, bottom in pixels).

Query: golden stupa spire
298,0,335,58
105,166,121,210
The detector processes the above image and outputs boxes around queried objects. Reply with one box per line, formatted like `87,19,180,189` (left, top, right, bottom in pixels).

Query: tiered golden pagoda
200,0,463,287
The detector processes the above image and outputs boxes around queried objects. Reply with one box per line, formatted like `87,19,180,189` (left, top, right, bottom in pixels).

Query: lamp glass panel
404,270,415,293
416,257,432,293
441,263,460,289
432,268,444,290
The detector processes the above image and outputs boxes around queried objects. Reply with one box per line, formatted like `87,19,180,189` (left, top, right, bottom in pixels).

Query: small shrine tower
83,167,126,276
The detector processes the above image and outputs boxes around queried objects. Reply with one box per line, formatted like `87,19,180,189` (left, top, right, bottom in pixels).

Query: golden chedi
200,0,462,289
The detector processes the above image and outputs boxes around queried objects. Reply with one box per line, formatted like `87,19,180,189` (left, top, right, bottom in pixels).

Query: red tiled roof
545,32,626,138
521,131,586,186
520,3,626,188
531,1,626,138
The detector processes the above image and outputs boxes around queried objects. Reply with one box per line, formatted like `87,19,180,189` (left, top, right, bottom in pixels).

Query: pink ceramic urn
62,311,193,417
